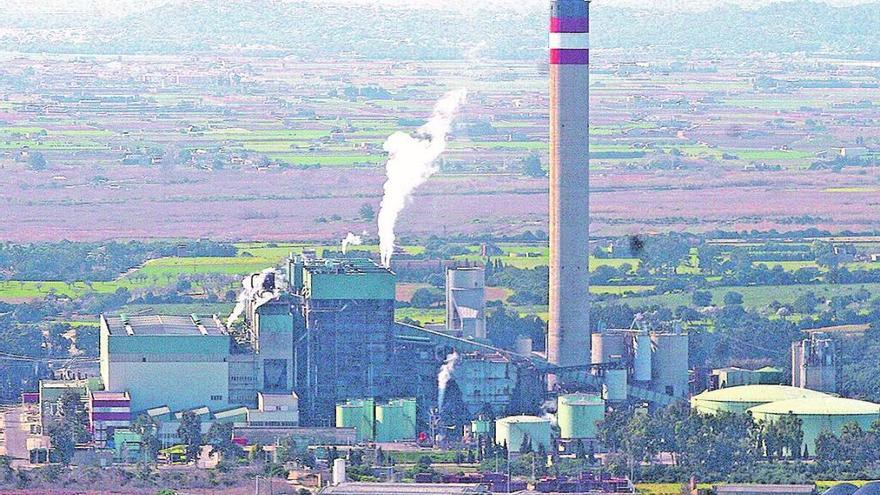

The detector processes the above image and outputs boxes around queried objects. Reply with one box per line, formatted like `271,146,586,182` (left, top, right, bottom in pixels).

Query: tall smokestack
547,0,590,372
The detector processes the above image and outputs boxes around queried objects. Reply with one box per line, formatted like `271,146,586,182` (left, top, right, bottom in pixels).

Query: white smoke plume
226,268,279,327
341,232,363,254
377,88,467,267
437,350,460,409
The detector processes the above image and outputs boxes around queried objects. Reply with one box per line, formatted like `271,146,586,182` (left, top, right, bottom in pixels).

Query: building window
211,395,223,401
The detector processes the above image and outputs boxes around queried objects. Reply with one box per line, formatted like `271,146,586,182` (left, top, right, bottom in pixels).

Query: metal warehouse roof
748,396,880,416
104,314,225,336
692,385,829,403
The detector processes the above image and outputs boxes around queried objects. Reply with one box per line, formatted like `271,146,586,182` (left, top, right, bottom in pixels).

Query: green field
617,282,880,310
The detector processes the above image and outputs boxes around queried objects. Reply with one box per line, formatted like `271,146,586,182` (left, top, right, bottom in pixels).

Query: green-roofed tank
749,396,880,455
690,385,830,415
557,393,605,440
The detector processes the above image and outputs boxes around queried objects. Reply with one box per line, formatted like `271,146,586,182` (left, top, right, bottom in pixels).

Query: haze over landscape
2,1,880,494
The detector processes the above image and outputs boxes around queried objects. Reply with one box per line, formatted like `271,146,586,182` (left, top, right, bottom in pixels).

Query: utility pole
254,475,260,495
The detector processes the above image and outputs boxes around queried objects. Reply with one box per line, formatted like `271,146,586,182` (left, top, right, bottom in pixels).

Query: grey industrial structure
547,0,591,374
446,267,487,340
792,333,837,394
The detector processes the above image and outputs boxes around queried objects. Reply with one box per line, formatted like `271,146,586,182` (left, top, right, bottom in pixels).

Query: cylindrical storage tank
632,332,652,382
332,458,346,485
375,399,416,442
591,332,626,365
602,368,628,402
335,399,374,442
557,394,605,439
748,397,880,456
690,385,829,415
515,336,533,356
495,415,552,453
650,332,688,396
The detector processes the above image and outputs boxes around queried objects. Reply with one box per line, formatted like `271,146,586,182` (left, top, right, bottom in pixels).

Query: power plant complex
26,3,880,492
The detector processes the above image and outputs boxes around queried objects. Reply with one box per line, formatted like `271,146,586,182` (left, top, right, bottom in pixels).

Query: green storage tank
691,385,830,415
336,398,375,442
557,394,605,440
749,396,880,455
376,399,416,442
495,415,552,453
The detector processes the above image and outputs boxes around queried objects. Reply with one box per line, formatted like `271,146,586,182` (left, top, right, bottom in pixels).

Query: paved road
2,406,32,467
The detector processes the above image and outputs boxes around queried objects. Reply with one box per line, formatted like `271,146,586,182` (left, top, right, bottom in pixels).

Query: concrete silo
446,267,486,339
557,394,605,440
591,331,626,366
632,332,653,382
650,331,689,397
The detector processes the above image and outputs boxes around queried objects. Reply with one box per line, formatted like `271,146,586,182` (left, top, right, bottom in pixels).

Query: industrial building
446,267,487,340
792,333,837,394
589,326,690,402
240,256,548,429
748,396,880,454
99,314,231,413
690,385,830,415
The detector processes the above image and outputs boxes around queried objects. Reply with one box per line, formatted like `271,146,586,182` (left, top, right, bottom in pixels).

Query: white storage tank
602,368,628,402
633,332,652,382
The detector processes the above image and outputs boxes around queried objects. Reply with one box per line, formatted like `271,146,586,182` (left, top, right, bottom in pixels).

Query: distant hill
2,0,879,59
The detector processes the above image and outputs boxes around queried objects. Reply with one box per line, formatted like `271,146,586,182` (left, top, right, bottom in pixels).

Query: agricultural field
1,54,880,243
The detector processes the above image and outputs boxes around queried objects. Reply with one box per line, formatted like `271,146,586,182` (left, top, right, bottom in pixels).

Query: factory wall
106,360,229,413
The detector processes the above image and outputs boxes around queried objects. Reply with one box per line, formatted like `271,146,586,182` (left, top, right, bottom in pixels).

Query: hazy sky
2,0,877,17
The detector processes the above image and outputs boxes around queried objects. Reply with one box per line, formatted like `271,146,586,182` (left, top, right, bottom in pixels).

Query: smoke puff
341,232,363,254
377,88,467,267
438,350,459,409
226,268,279,327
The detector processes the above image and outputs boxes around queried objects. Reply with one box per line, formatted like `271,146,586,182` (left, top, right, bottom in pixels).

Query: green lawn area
616,283,880,310
268,153,384,166
753,260,819,271
395,307,445,325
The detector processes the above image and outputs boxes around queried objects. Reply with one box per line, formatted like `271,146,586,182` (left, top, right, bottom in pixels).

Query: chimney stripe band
549,49,589,65
550,17,589,33
549,32,590,50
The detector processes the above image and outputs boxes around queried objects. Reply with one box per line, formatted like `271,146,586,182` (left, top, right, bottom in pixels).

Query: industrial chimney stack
547,0,590,372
